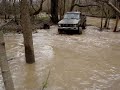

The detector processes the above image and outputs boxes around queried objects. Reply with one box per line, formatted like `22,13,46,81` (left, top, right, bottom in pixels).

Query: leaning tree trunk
113,1,119,32
113,15,119,32
51,0,58,24
107,1,120,16
104,16,109,28
20,0,35,64
0,31,15,90
104,9,110,28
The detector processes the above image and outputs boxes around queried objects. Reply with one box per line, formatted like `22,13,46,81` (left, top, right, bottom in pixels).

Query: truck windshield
64,13,80,19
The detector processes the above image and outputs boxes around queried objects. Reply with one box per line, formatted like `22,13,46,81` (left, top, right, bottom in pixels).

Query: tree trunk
51,0,58,24
113,15,119,32
2,0,7,20
63,0,66,15
107,18,110,29
100,3,104,31
104,10,110,28
59,0,63,20
0,31,15,90
13,0,18,24
59,0,65,20
104,17,109,28
20,0,35,64
113,1,119,32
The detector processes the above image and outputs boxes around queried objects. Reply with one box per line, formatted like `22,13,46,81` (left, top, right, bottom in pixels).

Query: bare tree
0,31,14,90
20,0,35,64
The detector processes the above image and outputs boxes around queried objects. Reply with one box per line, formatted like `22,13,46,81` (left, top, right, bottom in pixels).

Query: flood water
0,24,120,90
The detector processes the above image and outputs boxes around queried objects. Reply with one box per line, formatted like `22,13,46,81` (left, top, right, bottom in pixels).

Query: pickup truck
58,12,86,34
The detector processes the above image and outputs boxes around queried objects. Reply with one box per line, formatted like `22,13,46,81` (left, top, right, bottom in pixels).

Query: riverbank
0,19,52,33
0,16,120,33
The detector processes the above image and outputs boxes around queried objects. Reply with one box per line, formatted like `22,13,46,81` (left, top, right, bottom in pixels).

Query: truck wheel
58,29,62,34
78,27,82,34
82,22,86,29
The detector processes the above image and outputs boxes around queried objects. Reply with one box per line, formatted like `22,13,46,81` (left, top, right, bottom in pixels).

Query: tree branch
107,2,120,15
71,4,99,11
30,0,46,16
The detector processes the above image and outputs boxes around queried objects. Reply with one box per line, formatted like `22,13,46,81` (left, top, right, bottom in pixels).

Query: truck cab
58,12,86,34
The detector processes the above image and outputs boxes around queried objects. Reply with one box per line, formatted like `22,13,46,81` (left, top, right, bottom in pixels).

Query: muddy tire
78,27,82,34
82,21,86,29
58,29,63,34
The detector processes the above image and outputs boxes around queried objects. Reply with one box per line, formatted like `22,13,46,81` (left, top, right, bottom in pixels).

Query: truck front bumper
58,27,78,30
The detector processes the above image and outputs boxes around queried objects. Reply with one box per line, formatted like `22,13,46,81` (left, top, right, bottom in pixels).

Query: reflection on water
0,25,120,90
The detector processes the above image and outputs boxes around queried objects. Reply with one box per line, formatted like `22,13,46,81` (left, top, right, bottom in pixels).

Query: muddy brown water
0,23,120,90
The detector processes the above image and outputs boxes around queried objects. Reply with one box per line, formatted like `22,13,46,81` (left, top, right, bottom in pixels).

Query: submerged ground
0,17,120,90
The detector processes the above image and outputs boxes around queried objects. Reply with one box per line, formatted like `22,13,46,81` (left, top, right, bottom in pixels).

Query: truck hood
58,19,80,24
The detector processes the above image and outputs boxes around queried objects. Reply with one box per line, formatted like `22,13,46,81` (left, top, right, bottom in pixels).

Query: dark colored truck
58,12,86,34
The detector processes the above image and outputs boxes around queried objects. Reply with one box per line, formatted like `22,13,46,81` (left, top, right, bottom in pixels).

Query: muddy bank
0,16,120,34
0,13,52,33
0,19,52,33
